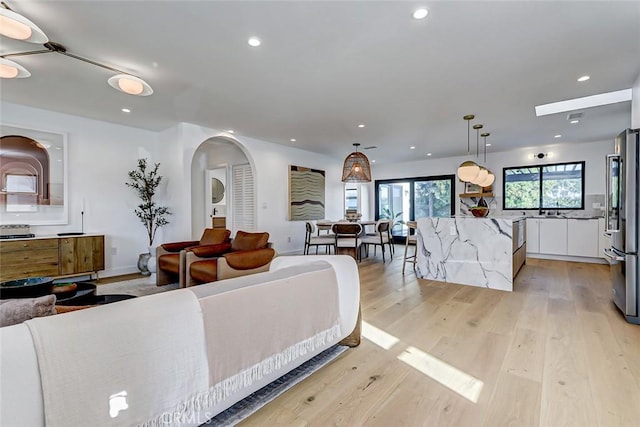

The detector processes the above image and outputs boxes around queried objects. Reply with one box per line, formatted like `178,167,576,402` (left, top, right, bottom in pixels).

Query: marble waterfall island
415,216,526,292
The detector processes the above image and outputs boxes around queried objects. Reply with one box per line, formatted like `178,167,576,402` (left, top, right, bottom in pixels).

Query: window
375,175,455,240
503,161,585,210
4,173,37,194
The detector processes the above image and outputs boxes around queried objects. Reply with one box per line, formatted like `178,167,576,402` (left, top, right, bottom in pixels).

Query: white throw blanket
25,289,209,427
190,262,342,409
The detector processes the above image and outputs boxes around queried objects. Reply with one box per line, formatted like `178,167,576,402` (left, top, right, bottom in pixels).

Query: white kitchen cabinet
539,218,568,255
567,219,599,257
526,218,540,253
598,217,612,262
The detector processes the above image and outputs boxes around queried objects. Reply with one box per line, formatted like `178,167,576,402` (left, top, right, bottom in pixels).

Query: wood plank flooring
240,252,640,427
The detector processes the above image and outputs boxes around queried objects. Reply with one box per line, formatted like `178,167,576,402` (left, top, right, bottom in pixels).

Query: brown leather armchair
156,228,231,287
185,231,275,287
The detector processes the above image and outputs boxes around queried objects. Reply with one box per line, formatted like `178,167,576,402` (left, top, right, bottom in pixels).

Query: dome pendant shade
342,144,372,183
457,160,480,182
0,7,48,43
471,166,489,185
0,57,30,78
478,172,495,188
108,74,153,96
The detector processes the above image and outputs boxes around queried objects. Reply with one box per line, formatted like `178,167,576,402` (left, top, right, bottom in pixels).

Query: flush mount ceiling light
342,143,372,183
0,2,152,96
457,115,480,182
0,3,48,43
534,88,631,116
412,8,429,19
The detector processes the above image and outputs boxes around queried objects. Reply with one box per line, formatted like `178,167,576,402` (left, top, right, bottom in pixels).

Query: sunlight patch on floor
398,346,484,403
361,321,400,350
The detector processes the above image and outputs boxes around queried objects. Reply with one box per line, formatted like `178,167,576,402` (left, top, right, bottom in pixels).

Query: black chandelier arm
1,49,52,58
60,51,132,76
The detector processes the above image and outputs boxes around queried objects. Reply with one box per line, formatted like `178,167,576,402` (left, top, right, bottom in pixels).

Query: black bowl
0,277,55,299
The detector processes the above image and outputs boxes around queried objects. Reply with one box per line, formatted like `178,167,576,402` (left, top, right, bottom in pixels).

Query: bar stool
402,220,418,274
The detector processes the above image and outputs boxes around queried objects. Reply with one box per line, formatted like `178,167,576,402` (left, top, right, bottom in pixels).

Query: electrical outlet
450,226,456,236
111,247,117,255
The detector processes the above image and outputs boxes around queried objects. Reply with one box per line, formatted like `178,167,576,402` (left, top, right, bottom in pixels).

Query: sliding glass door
375,175,455,241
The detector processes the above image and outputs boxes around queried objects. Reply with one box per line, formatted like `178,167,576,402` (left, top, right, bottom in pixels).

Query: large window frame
502,161,586,211
375,174,455,240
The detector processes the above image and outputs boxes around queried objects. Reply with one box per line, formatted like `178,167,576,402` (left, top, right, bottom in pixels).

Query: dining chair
304,222,335,254
360,219,393,262
402,220,418,274
332,222,363,261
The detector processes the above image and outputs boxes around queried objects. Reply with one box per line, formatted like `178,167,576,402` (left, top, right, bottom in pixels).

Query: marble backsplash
459,194,605,218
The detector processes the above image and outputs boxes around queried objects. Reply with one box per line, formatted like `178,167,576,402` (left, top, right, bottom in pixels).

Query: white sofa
0,255,360,427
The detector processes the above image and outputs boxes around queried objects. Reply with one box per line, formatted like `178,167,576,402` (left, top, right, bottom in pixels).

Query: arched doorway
190,136,256,237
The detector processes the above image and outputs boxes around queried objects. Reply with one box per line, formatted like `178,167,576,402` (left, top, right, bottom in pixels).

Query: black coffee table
55,282,136,306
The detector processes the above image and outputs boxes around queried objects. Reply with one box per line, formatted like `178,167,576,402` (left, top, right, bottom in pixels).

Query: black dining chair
361,219,393,262
304,222,335,254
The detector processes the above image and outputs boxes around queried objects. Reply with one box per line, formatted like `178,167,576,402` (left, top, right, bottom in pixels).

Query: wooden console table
0,235,105,282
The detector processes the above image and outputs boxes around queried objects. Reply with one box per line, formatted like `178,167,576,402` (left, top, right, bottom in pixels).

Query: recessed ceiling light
358,124,365,128
372,159,376,163
227,129,234,134
570,120,579,124
577,75,590,82
413,8,429,19
554,134,562,138
535,88,631,116
290,138,296,142
121,108,131,113
248,37,261,47
486,143,492,147
427,153,432,156
410,146,416,150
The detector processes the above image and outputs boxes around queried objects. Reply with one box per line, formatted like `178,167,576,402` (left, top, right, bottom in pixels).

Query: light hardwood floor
240,251,640,426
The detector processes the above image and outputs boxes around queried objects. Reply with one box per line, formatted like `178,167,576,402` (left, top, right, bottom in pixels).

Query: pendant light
457,115,480,182
471,124,489,185
342,143,372,183
478,132,495,187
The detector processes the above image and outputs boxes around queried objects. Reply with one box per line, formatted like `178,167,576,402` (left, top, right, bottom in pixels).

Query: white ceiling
1,1,639,164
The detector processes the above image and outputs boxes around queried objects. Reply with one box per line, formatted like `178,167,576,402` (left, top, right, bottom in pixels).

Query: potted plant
126,158,171,275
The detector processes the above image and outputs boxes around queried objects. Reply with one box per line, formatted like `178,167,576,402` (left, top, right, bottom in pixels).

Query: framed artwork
289,165,325,221
0,123,68,225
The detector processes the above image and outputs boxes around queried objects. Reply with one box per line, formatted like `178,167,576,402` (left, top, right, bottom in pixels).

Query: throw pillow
0,294,57,327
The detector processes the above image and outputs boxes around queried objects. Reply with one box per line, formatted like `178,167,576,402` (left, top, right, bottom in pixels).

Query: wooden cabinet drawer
0,248,59,267
0,263,60,281
0,238,58,253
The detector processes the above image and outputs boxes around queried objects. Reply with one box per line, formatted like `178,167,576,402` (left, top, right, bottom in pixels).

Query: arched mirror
210,178,225,204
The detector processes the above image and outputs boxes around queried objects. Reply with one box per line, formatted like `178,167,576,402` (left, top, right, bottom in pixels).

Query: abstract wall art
288,165,325,220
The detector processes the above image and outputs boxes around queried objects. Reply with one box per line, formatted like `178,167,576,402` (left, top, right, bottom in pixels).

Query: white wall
1,106,346,274
370,139,614,216
1,102,161,277
159,123,344,254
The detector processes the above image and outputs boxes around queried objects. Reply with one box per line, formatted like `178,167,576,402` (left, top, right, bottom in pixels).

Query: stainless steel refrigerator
605,128,640,324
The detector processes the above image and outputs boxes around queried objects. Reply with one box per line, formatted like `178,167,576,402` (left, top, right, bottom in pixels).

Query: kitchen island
415,216,526,292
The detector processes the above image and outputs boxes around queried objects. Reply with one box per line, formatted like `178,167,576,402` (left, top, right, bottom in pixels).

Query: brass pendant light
342,143,372,183
478,132,495,187
457,115,480,182
471,124,489,185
